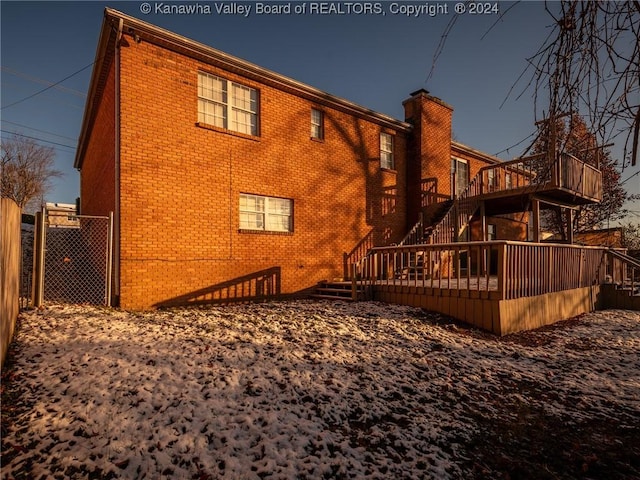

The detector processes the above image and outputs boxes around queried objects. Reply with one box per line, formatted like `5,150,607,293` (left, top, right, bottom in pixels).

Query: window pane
231,109,257,135
240,212,264,230
198,73,226,103
267,215,290,232
268,197,291,215
240,194,292,232
380,133,394,169
311,109,323,139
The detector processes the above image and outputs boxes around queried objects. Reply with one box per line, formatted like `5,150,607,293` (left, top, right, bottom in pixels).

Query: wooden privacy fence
1,198,21,368
354,241,611,300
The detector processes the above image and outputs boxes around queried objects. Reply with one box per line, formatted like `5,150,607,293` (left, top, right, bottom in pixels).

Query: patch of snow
2,301,639,478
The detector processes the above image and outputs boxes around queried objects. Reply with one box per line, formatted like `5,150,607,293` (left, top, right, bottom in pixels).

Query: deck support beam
566,208,574,244
532,199,540,242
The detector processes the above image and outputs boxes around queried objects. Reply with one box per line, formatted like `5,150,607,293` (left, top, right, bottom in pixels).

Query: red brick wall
404,91,453,224
116,35,407,309
79,54,116,217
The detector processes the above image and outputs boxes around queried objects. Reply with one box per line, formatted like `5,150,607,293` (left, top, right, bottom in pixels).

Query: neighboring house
75,9,594,310
45,203,79,229
574,228,624,248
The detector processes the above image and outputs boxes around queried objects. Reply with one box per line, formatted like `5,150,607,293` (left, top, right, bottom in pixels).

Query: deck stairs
395,176,482,280
311,280,368,301
608,249,640,297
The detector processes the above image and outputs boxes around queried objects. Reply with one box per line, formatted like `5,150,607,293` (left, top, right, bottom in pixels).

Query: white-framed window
505,172,512,189
311,108,324,139
487,223,497,241
380,132,394,170
239,194,292,232
451,158,469,197
487,169,497,191
198,72,258,135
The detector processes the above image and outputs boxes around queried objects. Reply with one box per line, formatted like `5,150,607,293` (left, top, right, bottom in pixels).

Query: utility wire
1,66,87,98
621,170,640,185
1,130,76,150
1,61,94,110
1,120,77,142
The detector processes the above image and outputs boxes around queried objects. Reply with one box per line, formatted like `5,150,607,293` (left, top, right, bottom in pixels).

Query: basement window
198,72,259,136
240,194,293,232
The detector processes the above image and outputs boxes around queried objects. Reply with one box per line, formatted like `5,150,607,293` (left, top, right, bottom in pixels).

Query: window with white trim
380,132,394,170
487,223,497,241
451,157,469,197
311,108,324,139
198,72,258,135
239,194,292,232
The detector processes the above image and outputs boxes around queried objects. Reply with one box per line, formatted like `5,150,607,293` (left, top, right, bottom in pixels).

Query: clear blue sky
1,1,638,218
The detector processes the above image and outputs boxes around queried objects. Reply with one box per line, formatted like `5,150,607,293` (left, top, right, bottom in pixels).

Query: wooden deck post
351,263,357,301
565,208,574,244
497,242,506,299
532,199,540,243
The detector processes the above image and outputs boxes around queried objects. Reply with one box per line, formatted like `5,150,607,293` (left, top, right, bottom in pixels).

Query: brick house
76,9,529,309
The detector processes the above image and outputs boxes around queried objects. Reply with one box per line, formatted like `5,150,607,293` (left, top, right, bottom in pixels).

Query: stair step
312,281,368,301
310,294,355,301
316,287,364,294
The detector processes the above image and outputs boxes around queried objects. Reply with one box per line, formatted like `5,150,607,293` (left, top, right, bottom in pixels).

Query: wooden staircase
311,280,368,301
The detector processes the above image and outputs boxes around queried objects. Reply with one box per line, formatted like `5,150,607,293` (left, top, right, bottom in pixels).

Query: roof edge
452,141,503,164
103,8,411,131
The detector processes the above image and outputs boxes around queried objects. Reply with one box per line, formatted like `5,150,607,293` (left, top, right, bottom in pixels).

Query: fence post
351,263,357,301
105,212,114,307
31,209,46,308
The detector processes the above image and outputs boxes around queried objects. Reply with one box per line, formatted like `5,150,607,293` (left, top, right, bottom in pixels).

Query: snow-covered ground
2,301,639,479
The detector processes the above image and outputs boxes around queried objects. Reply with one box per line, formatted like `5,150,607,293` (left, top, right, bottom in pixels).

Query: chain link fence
35,213,113,306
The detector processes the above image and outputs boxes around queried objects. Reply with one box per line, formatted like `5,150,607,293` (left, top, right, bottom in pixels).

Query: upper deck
471,153,602,214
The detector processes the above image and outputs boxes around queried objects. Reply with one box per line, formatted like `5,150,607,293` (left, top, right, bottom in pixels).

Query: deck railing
426,174,482,245
608,249,640,295
343,230,375,279
477,152,602,200
355,241,610,300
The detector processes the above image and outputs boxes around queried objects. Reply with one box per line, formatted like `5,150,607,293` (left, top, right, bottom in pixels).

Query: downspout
113,18,123,306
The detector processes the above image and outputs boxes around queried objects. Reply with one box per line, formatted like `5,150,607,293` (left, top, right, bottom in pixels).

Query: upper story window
451,158,469,197
380,132,394,170
311,108,324,140
198,72,258,136
239,194,293,232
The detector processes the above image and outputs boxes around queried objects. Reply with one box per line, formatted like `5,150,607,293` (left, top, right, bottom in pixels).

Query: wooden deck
348,241,635,335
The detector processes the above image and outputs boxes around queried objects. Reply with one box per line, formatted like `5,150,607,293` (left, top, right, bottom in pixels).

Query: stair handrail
427,173,482,244
607,248,640,269
343,229,375,279
398,212,424,246
606,248,640,296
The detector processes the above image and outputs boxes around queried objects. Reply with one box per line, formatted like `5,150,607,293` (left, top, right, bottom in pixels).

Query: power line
1,120,77,142
1,66,87,98
1,130,76,150
0,82,84,110
493,131,537,157
1,61,94,111
621,170,640,185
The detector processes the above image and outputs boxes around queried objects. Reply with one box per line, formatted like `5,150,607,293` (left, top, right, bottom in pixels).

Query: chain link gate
32,210,114,307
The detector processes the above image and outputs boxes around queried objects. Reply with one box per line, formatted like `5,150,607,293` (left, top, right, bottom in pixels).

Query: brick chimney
403,89,453,225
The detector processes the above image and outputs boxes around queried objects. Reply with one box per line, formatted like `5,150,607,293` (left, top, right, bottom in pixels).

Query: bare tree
1,135,62,211
524,1,640,168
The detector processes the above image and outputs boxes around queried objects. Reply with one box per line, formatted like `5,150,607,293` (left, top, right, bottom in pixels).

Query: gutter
112,17,123,303
103,7,411,132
